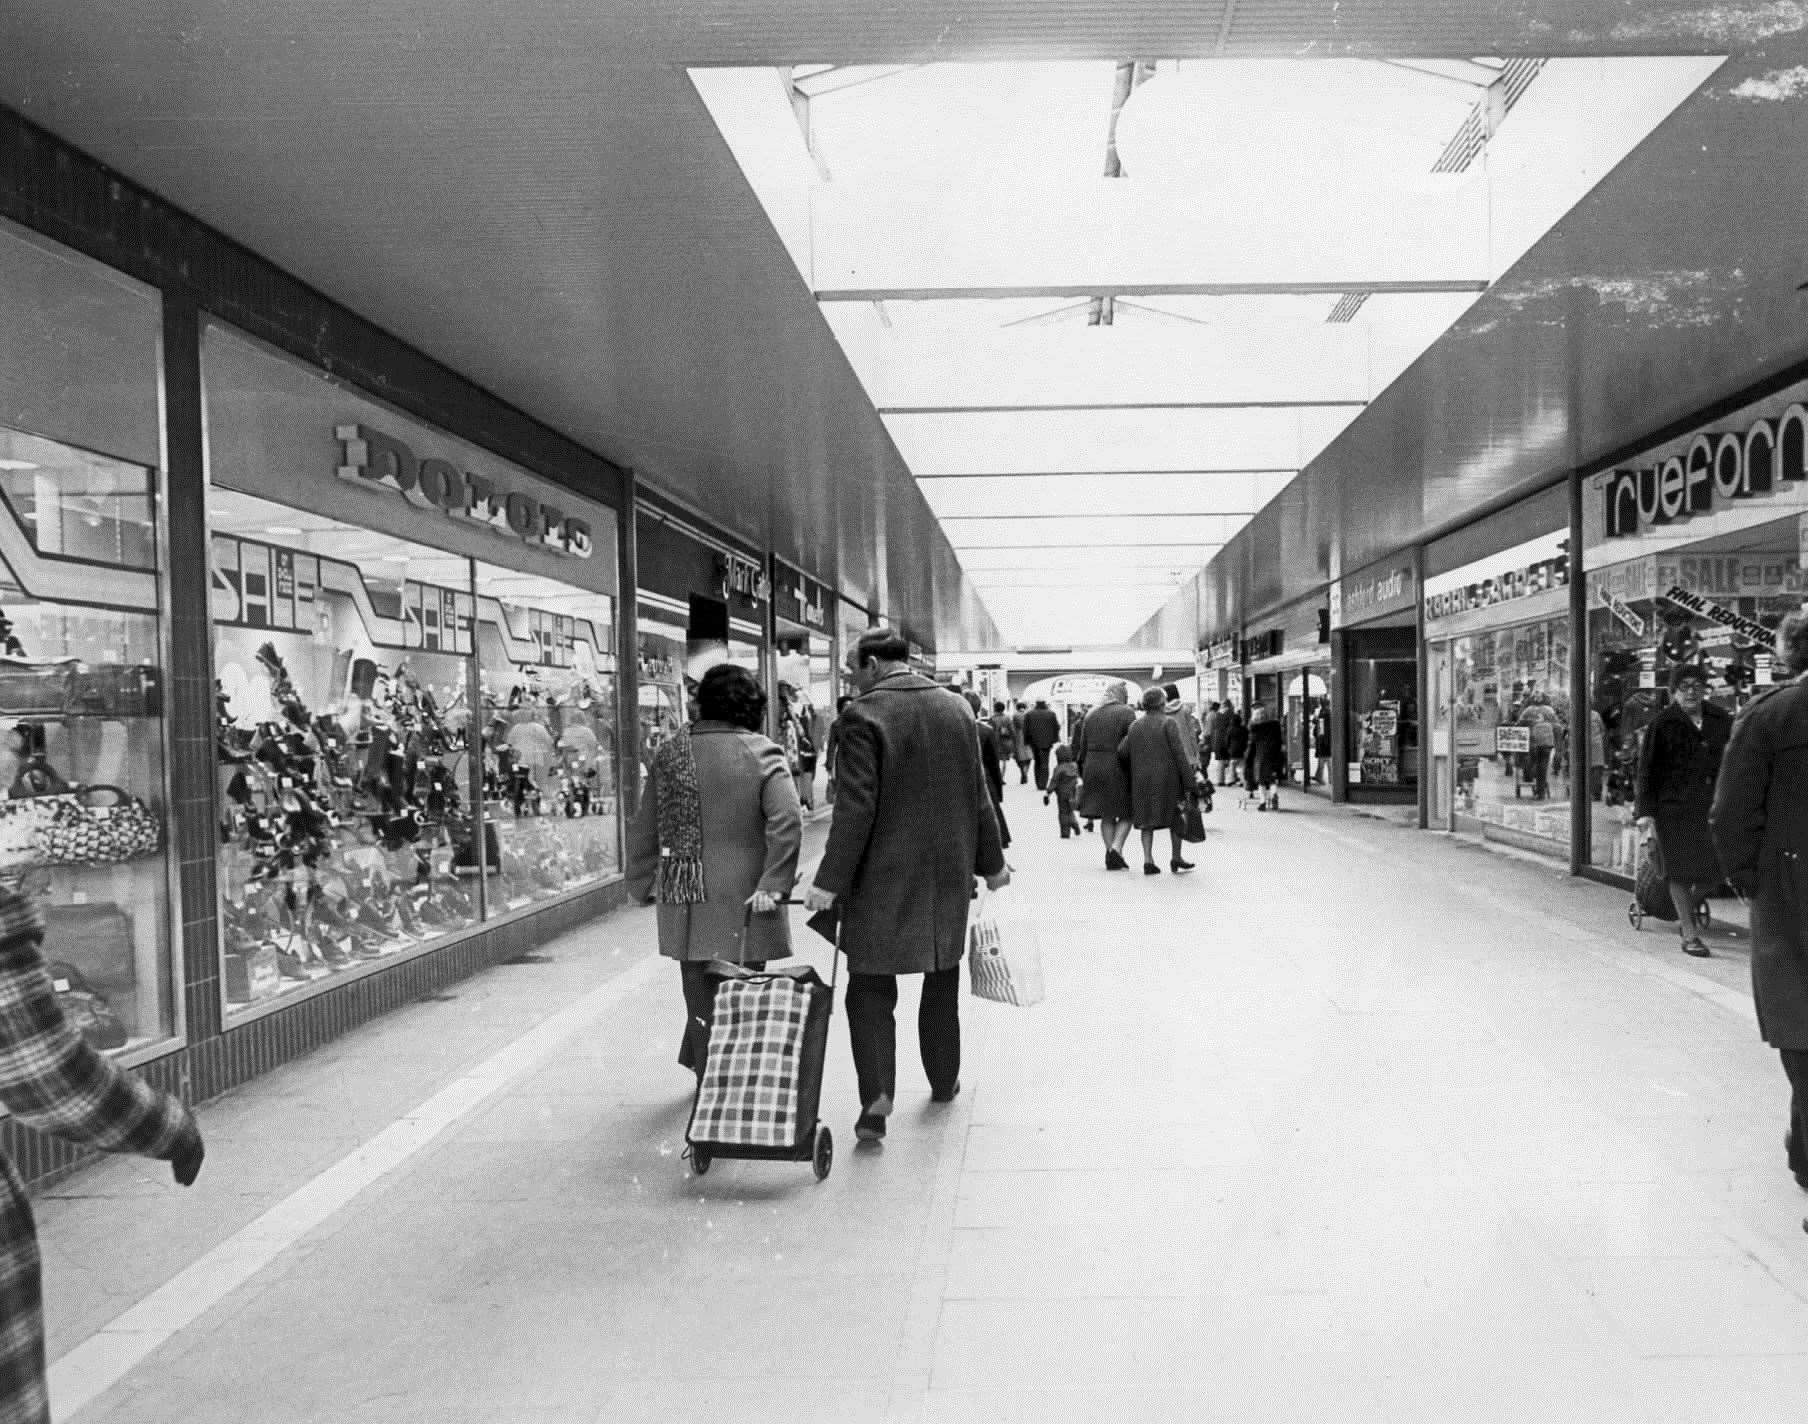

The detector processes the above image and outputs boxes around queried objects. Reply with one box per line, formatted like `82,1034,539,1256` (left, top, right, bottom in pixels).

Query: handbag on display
966,886,1046,1008
35,786,164,865
0,659,76,715
45,961,129,1051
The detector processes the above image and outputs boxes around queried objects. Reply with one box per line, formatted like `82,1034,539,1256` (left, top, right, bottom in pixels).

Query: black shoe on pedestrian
1084,821,1095,832
1143,862,1161,875
1681,937,1711,957
1170,858,1194,873
931,1080,961,1104
1105,849,1127,871
855,1093,893,1142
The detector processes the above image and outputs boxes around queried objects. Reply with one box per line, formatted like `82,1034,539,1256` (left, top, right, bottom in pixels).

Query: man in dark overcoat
1023,699,1062,790
806,628,1009,1143
1711,612,1808,1200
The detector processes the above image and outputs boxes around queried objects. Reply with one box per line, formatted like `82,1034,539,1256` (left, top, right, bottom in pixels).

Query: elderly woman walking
1075,682,1137,870
626,662,803,1079
1119,686,1196,875
1637,663,1732,958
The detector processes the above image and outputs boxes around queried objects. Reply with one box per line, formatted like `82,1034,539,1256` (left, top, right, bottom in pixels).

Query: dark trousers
1056,794,1079,837
676,959,764,1077
1031,747,1051,790
1783,1049,1808,1183
846,966,961,1108
1527,744,1552,799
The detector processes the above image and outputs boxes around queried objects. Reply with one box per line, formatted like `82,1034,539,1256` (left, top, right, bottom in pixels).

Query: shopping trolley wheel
691,1147,711,1176
812,1123,834,1182
1628,901,1643,931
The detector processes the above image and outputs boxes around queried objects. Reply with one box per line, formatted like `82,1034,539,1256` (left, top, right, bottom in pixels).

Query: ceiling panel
919,471,1293,519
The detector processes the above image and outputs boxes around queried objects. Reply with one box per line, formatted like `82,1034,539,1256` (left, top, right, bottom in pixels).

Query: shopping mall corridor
34,781,1808,1423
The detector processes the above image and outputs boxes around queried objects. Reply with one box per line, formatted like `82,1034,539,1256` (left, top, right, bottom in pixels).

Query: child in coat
1045,744,1082,839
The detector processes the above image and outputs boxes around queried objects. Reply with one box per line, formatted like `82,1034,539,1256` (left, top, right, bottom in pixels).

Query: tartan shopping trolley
685,897,836,1182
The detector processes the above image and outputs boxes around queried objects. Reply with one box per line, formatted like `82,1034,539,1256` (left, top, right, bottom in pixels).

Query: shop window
776,631,832,810
1444,619,1573,846
0,424,172,1051
1345,638,1418,790
474,562,619,912
210,488,483,1009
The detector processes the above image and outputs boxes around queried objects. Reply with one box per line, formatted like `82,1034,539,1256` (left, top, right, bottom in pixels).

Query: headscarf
1104,681,1128,705
650,725,706,903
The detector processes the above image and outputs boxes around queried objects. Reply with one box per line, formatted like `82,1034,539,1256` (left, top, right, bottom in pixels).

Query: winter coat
1118,710,1192,830
1023,706,1062,753
0,889,197,1424
976,719,1011,849
1518,702,1560,750
1074,700,1136,820
1244,719,1285,787
1225,715,1250,761
1047,761,1080,805
991,712,1017,759
1205,709,1228,757
814,672,1005,975
1712,679,1808,1050
1010,710,1033,764
625,722,802,963
1636,701,1733,885
1169,705,1204,771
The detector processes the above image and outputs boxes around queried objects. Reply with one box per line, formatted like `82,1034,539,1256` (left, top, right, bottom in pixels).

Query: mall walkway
33,777,1808,1423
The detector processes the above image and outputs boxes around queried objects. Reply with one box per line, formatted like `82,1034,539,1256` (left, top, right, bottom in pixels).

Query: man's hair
835,695,853,711
1034,699,1049,708
697,663,768,730
854,626,910,667
1667,662,1711,692
1778,612,1808,678
962,689,983,713
992,699,1006,713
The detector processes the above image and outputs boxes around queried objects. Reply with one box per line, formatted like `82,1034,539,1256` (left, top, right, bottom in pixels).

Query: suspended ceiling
0,3,1799,654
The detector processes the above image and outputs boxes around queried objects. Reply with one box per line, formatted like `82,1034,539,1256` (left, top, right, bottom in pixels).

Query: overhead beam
881,400,1366,414
822,280,1486,302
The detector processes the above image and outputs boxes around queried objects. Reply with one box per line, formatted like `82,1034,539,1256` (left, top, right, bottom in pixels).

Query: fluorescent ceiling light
0,460,37,472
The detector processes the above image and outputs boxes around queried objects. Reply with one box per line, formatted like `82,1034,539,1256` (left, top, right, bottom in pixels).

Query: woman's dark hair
697,663,767,730
835,695,852,712
1140,687,1166,712
1777,612,1808,678
854,626,911,666
1667,662,1710,692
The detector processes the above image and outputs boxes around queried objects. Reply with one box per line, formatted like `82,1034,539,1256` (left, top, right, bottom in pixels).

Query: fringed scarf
651,726,706,904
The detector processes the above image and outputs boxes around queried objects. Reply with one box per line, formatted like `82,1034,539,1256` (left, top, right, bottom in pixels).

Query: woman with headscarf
1243,704,1286,811
1075,681,1137,870
625,663,803,1079
1637,662,1732,957
1118,686,1196,875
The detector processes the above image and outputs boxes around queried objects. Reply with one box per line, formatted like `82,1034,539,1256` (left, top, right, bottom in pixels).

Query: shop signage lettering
1600,403,1808,539
1200,636,1237,669
1424,555,1568,623
1659,585,1774,647
715,552,769,606
335,424,594,559
1336,560,1418,627
1597,586,1647,637
1050,675,1115,703
772,559,827,628
1496,725,1531,754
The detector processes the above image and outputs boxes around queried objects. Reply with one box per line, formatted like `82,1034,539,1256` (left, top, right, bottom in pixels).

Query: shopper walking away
1636,663,1732,957
1209,703,1234,785
1024,699,1062,790
805,629,1008,1143
0,886,204,1424
990,701,1018,777
965,690,1011,849
1518,691,1560,801
1163,684,1206,783
1119,686,1196,874
823,695,852,806
1045,744,1082,838
1712,613,1808,1200
1244,704,1285,810
626,663,803,1079
1075,682,1137,869
1224,708,1249,787
1311,703,1330,784
1011,702,1033,783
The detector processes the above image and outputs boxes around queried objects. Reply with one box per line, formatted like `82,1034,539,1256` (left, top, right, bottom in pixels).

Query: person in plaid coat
0,885,203,1424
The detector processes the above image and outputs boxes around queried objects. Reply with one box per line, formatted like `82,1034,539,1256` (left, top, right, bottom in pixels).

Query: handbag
1181,793,1208,843
966,886,1045,1008
0,659,75,714
36,786,164,865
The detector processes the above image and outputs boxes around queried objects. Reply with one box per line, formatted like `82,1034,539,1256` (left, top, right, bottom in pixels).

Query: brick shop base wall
1,878,631,1193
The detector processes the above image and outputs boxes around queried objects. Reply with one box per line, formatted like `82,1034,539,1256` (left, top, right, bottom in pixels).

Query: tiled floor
35,779,1808,1422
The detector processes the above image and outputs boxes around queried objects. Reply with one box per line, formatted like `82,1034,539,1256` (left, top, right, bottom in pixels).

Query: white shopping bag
966,885,1046,1007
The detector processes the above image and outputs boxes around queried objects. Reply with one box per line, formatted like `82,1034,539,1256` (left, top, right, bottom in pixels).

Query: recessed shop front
1240,600,1332,792
1332,553,1422,805
1423,486,1572,859
1581,378,1808,879
202,324,624,1018
634,506,768,769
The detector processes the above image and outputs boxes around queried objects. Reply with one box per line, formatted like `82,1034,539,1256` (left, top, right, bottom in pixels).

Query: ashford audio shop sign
1593,382,1808,542
1332,554,1420,629
336,424,594,558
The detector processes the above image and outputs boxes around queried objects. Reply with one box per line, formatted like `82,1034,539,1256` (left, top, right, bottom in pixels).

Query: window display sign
772,559,828,632
1495,725,1530,754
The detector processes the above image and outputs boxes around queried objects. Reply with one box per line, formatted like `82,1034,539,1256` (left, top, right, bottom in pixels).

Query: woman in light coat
626,663,802,1078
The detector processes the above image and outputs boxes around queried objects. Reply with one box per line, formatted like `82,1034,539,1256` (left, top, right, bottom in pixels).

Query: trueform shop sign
1597,387,1808,540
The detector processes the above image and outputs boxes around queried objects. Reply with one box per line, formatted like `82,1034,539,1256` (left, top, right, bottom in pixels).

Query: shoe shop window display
211,497,482,1009
473,561,619,913
0,429,174,1054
